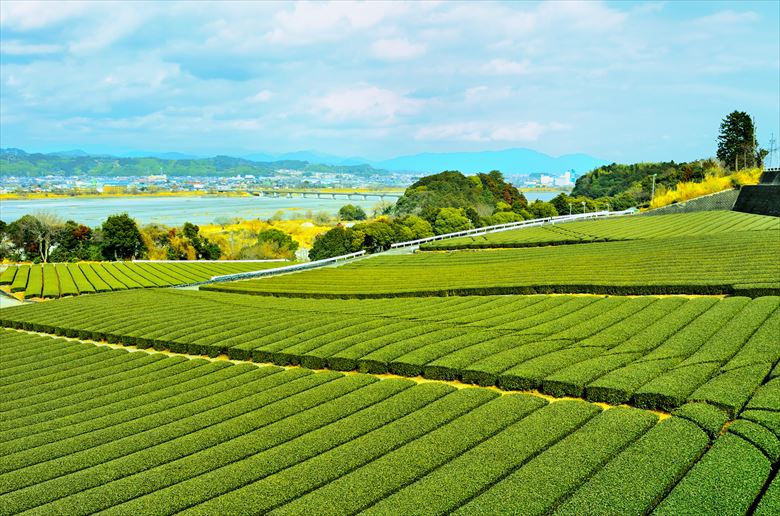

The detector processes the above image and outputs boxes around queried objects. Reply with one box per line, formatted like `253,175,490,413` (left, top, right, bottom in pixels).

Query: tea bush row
2,290,777,414
0,261,283,299
205,231,780,298
2,330,777,514
421,210,779,250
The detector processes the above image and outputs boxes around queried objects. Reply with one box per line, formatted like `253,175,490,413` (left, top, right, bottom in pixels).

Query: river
0,191,559,226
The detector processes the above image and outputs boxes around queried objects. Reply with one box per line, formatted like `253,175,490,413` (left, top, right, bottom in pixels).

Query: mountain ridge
1,147,609,175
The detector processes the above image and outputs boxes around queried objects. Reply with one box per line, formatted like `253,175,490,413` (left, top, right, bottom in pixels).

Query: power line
767,133,777,169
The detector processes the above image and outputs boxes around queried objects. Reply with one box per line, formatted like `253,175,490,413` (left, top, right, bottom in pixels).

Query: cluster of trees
236,228,298,260
717,111,767,171
141,222,222,260
309,215,434,260
571,160,723,202
394,170,527,217
572,110,768,206
309,167,653,260
337,204,367,221
1,213,141,262
311,171,580,260
0,213,226,263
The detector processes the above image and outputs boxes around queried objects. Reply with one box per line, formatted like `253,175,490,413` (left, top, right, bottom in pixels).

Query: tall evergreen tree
717,111,757,170
101,213,145,260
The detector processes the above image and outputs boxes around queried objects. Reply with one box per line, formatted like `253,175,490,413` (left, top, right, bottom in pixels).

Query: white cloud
490,122,570,141
464,86,513,103
0,0,776,162
266,1,408,45
415,122,487,142
0,0,89,30
68,5,152,54
692,9,759,27
313,86,422,122
0,40,64,55
482,58,530,75
416,121,569,142
631,2,667,16
371,38,425,60
230,118,264,130
248,90,273,103
536,1,627,31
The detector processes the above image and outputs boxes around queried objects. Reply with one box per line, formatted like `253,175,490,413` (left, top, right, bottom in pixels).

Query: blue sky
1,0,778,163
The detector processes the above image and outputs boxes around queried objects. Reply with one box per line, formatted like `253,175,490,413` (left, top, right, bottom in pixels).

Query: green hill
0,148,386,178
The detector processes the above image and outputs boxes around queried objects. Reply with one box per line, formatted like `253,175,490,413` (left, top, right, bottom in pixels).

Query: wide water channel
0,191,558,226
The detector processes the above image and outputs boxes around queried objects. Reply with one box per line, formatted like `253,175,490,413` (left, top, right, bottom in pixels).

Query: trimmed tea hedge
2,329,775,514
2,289,777,413
204,231,780,298
421,210,779,250
0,261,286,299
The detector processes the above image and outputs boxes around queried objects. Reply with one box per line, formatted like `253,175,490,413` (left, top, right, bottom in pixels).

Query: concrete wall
759,169,780,185
733,185,780,217
643,189,739,216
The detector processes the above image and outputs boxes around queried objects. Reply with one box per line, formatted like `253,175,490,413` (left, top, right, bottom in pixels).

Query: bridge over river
250,189,403,201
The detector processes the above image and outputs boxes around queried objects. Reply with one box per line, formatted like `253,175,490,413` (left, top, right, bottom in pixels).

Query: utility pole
568,203,572,216
581,201,586,214
651,173,657,202
767,133,777,168
752,116,756,169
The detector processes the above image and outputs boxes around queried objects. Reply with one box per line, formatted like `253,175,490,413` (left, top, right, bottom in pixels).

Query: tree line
0,213,298,263
308,170,636,260
573,110,769,204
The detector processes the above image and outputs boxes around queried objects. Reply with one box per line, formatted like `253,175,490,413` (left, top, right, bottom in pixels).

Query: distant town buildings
0,167,576,196
507,170,578,189
0,168,420,195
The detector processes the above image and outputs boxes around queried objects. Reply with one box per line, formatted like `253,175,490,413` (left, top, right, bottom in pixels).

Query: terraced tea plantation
3,289,778,415
1,329,778,515
3,209,778,514
204,230,780,297
0,261,283,299
421,210,780,250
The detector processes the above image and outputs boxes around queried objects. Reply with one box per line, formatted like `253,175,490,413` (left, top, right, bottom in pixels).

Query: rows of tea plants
0,261,283,299
3,289,777,414
421,210,780,250
0,329,777,515
204,231,780,298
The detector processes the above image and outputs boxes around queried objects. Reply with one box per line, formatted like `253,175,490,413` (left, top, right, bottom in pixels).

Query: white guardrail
133,259,287,263
390,209,635,249
180,209,631,285
201,250,366,285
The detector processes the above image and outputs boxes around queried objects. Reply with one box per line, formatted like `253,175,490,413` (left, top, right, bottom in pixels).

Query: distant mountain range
244,148,609,174
372,149,608,175
1,147,610,176
0,149,383,178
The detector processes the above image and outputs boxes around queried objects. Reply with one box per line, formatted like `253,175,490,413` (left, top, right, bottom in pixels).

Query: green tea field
2,289,778,414
204,230,780,297
1,329,777,515
2,210,778,514
0,261,284,299
420,210,779,250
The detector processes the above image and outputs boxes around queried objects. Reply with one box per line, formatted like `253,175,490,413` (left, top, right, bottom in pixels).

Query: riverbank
0,190,254,200
0,195,385,227
0,186,406,201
